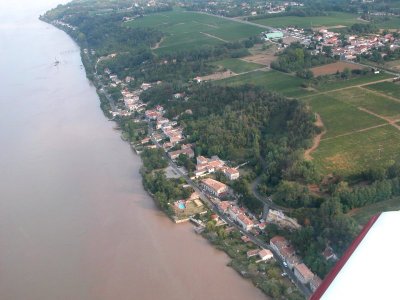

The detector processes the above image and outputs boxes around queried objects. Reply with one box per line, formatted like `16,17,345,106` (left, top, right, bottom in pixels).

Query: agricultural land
250,12,365,29
126,9,264,54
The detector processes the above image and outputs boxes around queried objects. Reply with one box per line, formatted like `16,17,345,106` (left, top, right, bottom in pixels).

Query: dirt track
304,113,326,160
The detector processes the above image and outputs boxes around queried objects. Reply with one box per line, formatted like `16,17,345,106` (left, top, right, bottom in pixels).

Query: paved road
147,125,312,298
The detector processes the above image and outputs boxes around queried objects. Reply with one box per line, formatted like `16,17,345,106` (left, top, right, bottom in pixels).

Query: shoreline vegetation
40,1,400,299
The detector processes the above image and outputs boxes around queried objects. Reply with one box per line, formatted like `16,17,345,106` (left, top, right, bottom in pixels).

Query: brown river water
0,1,267,299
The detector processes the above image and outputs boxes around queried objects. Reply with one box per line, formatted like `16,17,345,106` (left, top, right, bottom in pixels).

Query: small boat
54,58,60,66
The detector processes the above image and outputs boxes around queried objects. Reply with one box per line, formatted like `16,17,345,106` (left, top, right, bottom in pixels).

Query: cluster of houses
216,201,263,232
282,27,400,61
195,155,240,180
315,29,399,60
270,236,324,292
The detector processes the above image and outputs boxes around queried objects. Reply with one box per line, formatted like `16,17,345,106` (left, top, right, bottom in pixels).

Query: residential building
258,249,273,261
310,275,322,292
237,213,254,231
294,263,314,284
247,249,260,258
222,167,240,180
201,178,228,197
218,201,231,213
168,148,194,160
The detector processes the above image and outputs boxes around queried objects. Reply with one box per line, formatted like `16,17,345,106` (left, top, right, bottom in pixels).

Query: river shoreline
38,14,306,299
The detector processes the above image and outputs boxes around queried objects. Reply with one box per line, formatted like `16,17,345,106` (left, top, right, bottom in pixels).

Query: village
92,65,345,296
263,25,400,61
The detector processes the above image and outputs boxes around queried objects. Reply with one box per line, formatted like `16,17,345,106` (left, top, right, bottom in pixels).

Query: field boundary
360,86,400,103
358,107,400,131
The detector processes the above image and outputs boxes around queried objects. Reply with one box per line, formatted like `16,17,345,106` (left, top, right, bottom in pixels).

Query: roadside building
265,31,283,40
294,263,314,284
222,167,240,180
258,249,273,261
237,213,254,231
201,178,228,197
218,201,231,213
310,275,322,292
168,148,194,160
247,249,260,258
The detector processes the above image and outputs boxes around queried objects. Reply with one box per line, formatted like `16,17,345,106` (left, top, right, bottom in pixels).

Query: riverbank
40,12,306,300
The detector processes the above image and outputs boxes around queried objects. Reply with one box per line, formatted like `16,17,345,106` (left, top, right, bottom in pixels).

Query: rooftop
295,263,314,280
201,178,228,193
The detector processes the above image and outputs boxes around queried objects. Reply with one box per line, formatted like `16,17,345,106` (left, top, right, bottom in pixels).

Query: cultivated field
217,70,313,97
303,78,400,176
374,16,400,29
126,10,264,54
336,88,400,120
211,58,264,73
312,125,400,176
365,81,400,99
307,94,385,139
241,53,277,66
311,61,362,76
251,12,364,28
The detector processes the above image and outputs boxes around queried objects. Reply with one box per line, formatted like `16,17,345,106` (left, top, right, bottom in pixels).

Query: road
251,176,292,213
147,125,312,298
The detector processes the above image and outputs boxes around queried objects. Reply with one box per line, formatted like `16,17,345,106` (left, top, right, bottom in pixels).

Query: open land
311,61,362,76
217,70,313,97
211,58,264,73
126,10,264,54
250,12,365,28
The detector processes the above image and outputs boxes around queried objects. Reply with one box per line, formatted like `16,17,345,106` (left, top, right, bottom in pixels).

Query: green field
373,16,400,29
335,88,400,119
126,10,264,54
349,197,400,225
365,81,400,100
313,126,400,176
211,58,263,73
307,94,384,138
251,12,364,28
217,70,313,97
313,73,393,92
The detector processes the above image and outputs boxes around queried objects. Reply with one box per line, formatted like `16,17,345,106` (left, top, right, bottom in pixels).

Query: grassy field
364,81,400,100
126,10,264,54
335,87,400,119
373,16,400,29
211,58,263,73
349,197,400,225
217,70,313,97
307,94,385,138
313,73,393,92
313,126,400,176
251,12,364,28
